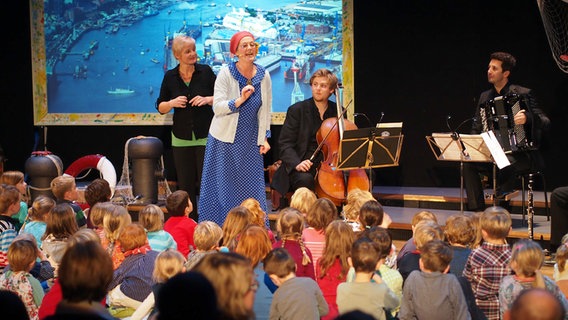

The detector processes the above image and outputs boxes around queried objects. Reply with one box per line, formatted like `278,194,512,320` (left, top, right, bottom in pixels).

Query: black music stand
337,123,404,193
426,133,493,213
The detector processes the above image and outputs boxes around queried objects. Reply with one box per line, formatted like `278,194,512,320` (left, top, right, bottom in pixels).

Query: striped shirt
147,230,177,252
0,215,17,269
108,250,159,302
463,241,511,320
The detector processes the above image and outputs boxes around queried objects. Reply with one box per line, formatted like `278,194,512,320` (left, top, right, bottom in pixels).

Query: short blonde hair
343,188,374,221
153,249,186,283
290,187,317,214
50,175,76,200
103,204,132,243
414,220,444,250
172,35,196,59
411,210,438,227
481,206,512,240
138,204,165,232
28,195,55,222
510,239,545,288
194,221,223,251
240,198,266,228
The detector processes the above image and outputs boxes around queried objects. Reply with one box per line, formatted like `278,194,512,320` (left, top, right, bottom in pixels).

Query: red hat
230,31,255,55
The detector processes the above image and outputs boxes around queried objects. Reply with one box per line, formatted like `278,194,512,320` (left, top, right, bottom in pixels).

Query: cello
312,86,370,207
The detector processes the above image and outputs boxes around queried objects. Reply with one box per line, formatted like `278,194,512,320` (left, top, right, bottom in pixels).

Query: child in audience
463,206,512,320
351,227,404,319
1,171,28,229
554,241,568,297
50,175,86,228
303,197,337,266
470,211,484,249
131,249,186,320
41,203,78,275
396,210,438,265
274,207,315,279
193,252,257,320
235,225,274,319
241,197,275,243
108,223,159,311
185,220,223,270
444,213,475,276
357,199,392,231
398,239,470,320
163,190,197,257
5,233,54,288
87,201,114,241
0,239,45,320
499,239,568,320
342,188,375,231
138,204,177,252
264,247,329,320
0,185,22,271
398,219,444,283
220,205,251,251
289,187,317,218
316,220,354,320
83,178,111,228
337,237,399,320
21,195,55,248
101,203,131,269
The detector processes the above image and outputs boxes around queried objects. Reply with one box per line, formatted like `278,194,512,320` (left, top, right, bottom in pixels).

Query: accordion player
476,87,544,154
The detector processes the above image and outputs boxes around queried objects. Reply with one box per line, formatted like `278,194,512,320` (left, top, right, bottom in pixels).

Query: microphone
446,115,469,157
377,112,385,126
353,113,371,127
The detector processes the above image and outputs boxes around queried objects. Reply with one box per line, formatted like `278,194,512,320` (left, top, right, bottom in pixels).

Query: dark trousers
550,186,568,249
172,145,205,221
463,152,534,211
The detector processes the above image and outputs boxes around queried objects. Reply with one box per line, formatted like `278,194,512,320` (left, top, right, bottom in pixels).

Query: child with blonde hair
41,203,78,275
343,188,375,231
0,239,45,320
464,206,512,320
275,207,315,279
317,220,354,320
185,220,223,270
88,201,114,241
499,239,568,319
131,249,186,320
396,210,438,265
241,197,275,243
50,175,86,228
101,204,131,269
289,187,317,217
398,219,444,283
1,170,28,229
138,204,177,252
303,197,337,267
220,206,251,251
21,195,55,248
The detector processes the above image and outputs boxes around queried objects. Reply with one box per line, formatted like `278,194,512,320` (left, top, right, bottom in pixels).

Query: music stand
338,122,404,193
426,133,493,213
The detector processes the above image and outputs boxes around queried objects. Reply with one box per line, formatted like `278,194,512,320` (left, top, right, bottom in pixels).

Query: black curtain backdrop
1,0,567,190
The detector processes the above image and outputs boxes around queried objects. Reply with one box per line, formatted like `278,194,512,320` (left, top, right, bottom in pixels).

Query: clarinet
527,173,534,240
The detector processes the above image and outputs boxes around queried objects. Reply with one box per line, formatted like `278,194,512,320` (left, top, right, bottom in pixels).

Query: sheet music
481,131,511,169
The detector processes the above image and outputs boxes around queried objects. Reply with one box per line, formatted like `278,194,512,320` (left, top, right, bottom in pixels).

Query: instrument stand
427,133,493,213
337,124,404,194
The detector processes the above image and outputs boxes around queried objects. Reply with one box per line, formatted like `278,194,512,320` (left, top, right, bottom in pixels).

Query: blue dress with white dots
198,63,268,227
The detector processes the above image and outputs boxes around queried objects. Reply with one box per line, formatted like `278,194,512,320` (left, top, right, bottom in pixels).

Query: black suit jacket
271,98,337,194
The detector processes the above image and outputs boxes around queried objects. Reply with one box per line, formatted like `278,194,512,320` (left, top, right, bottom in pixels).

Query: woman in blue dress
198,31,272,227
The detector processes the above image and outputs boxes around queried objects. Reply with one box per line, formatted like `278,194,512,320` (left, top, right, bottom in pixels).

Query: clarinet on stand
527,173,534,240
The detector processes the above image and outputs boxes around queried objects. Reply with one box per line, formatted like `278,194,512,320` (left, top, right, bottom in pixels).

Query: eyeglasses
240,42,259,50
249,279,259,292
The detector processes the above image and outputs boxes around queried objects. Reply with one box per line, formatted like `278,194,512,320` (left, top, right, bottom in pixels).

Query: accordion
478,93,535,153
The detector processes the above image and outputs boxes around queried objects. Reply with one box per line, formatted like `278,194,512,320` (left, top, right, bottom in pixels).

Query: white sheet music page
481,131,511,169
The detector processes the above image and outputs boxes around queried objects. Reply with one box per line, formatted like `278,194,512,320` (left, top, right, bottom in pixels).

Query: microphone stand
447,116,471,213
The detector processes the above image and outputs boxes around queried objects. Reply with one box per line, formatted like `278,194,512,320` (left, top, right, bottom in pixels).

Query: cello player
271,68,339,201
